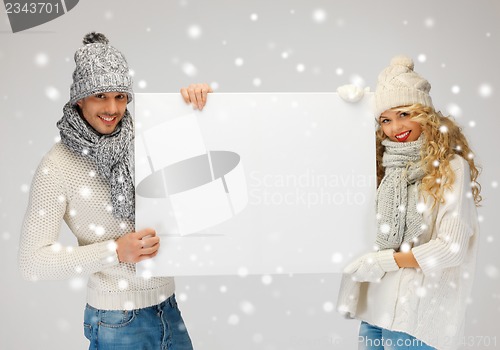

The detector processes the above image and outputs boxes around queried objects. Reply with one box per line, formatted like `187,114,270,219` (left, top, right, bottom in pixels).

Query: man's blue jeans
359,321,436,350
84,294,193,350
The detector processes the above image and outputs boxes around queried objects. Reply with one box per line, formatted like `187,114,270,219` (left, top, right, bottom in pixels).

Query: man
19,32,211,349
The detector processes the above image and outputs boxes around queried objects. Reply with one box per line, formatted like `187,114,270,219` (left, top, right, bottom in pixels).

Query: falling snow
331,252,343,263
446,103,462,117
187,25,202,39
235,57,244,67
240,300,255,315
5,4,500,349
312,9,327,23
182,62,198,77
228,314,239,325
34,53,49,67
424,17,435,28
45,86,60,101
478,83,492,98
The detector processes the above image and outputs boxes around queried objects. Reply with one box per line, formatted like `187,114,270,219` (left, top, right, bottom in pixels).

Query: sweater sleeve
411,156,477,275
18,155,119,281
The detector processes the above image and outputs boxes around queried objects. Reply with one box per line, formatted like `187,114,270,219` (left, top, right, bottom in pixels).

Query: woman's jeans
359,321,436,350
83,294,193,350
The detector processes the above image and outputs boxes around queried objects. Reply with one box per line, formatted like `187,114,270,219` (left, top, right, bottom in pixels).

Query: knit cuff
337,274,361,318
96,240,120,268
377,249,399,272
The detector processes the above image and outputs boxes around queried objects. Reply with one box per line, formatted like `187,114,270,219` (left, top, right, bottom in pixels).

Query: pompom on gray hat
70,32,133,105
374,55,433,117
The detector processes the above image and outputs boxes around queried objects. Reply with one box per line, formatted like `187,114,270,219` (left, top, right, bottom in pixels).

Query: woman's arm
411,157,477,275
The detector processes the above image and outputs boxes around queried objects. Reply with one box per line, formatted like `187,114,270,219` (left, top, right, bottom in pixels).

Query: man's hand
115,228,160,263
180,83,213,110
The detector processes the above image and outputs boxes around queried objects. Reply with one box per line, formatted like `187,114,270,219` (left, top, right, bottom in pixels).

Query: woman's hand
180,83,213,110
115,228,160,263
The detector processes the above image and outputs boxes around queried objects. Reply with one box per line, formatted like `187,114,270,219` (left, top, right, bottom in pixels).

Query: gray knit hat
374,55,433,117
70,32,133,105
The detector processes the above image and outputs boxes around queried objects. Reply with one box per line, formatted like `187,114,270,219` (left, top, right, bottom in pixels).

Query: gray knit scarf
57,102,135,220
375,136,425,250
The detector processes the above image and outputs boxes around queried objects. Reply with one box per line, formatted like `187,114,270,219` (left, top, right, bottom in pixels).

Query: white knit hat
374,55,433,117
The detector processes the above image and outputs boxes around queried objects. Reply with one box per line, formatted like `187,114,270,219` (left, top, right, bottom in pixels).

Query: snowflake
446,103,462,117
379,223,390,234
104,11,113,20
123,301,135,310
416,287,427,298
237,266,249,277
34,52,49,67
478,83,492,98
261,275,272,285
240,300,255,315
234,57,244,67
45,86,60,101
252,333,264,344
312,9,327,23
424,17,435,28
227,314,239,325
331,252,343,263
69,277,85,290
323,301,334,312
400,242,411,252
485,265,498,279
182,62,197,77
187,25,202,39
80,186,92,198
450,243,460,253
416,202,427,213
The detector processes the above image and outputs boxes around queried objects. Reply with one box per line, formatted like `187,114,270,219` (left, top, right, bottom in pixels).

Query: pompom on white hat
374,55,434,117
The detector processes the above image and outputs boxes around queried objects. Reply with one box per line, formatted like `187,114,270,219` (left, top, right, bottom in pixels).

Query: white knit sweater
19,142,175,310
337,156,479,350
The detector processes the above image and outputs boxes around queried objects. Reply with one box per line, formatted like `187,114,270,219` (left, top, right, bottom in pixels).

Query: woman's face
379,108,422,142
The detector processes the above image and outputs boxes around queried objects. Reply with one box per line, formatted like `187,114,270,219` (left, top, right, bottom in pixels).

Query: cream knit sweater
337,156,479,350
19,142,175,310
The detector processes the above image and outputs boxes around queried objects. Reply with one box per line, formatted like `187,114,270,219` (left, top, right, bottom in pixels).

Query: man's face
76,92,128,135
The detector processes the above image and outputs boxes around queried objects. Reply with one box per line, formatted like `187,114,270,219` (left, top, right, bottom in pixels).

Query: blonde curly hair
376,104,482,206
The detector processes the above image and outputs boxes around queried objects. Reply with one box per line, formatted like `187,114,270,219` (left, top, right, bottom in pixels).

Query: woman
337,55,481,350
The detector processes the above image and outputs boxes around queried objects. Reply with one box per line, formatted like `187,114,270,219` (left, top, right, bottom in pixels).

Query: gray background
1,0,499,349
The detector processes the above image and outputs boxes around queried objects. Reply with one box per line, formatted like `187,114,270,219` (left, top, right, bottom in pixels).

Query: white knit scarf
57,102,135,220
375,136,425,250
